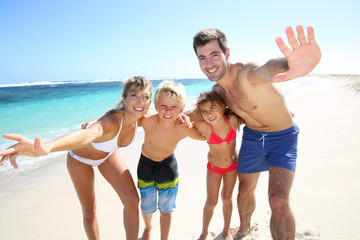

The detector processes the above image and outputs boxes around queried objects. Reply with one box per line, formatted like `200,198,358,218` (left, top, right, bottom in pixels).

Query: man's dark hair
193,28,228,55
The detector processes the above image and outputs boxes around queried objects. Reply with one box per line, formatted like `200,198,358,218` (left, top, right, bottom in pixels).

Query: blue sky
1,0,359,84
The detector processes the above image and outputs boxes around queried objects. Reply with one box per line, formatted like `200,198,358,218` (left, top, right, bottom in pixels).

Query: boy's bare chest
146,127,183,146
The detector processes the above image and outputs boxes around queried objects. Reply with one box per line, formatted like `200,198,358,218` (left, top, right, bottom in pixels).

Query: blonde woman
0,76,153,240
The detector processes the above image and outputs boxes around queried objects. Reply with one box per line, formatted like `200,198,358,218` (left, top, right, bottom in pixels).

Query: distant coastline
4,73,360,88
0,77,209,88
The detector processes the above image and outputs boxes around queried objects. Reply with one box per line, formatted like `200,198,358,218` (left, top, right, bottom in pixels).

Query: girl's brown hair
196,90,242,129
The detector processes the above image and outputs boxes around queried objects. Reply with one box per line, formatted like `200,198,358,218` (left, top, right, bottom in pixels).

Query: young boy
138,80,204,240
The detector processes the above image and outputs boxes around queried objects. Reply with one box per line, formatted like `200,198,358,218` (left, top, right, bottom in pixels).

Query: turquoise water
0,78,214,171
0,76,318,173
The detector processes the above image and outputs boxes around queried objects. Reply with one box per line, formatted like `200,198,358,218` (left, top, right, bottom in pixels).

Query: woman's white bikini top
90,116,137,152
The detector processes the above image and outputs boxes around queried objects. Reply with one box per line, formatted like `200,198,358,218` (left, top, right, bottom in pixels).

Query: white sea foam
0,79,124,88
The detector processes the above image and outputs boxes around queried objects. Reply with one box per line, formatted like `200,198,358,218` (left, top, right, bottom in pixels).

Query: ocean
0,75,330,174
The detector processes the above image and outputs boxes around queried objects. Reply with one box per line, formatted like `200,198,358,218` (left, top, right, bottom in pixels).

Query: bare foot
141,228,151,240
233,224,258,240
233,231,245,240
222,230,234,240
198,232,208,240
233,227,249,240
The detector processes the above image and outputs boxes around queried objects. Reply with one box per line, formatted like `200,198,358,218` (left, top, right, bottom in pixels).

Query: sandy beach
0,75,359,239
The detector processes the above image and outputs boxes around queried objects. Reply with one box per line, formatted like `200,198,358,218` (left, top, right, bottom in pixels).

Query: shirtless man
192,25,321,239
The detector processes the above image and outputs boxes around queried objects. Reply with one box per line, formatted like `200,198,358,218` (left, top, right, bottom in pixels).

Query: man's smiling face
196,39,229,82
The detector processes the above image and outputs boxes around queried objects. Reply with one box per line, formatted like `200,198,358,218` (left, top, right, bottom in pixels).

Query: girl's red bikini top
207,116,236,145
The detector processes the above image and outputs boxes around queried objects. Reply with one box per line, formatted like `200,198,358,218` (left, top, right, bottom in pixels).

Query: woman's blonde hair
107,76,152,114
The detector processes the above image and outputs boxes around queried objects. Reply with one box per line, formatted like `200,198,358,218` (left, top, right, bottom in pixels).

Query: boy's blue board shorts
137,153,179,214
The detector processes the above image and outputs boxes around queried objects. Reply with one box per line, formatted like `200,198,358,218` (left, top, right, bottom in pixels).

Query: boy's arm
187,123,206,141
81,118,97,129
183,108,202,122
177,113,192,127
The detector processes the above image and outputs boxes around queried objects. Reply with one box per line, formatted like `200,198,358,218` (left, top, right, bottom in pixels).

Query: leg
156,155,179,240
138,155,158,240
160,211,172,240
98,151,139,240
141,213,153,240
157,186,178,240
235,172,260,237
220,169,237,240
199,171,222,240
268,167,295,240
67,154,99,240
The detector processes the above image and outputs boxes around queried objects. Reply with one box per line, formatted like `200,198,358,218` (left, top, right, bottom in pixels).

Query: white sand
0,76,359,239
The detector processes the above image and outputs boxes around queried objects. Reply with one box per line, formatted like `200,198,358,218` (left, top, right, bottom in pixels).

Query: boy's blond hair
154,81,186,109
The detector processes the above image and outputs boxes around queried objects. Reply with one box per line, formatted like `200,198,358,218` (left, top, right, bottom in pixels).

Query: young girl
0,76,152,240
193,90,243,240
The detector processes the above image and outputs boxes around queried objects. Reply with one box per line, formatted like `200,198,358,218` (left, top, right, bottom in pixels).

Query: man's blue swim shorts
238,124,299,174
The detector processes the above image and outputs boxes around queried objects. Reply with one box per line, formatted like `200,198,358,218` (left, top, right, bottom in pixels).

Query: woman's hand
0,134,49,169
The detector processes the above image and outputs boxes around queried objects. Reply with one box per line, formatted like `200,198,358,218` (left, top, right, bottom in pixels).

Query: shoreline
0,76,359,239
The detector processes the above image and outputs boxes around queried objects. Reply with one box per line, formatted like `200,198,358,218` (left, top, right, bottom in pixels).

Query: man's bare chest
223,89,257,115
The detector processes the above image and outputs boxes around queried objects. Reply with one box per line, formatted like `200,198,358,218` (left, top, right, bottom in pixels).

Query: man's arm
248,25,321,83
274,25,321,82
247,58,289,83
